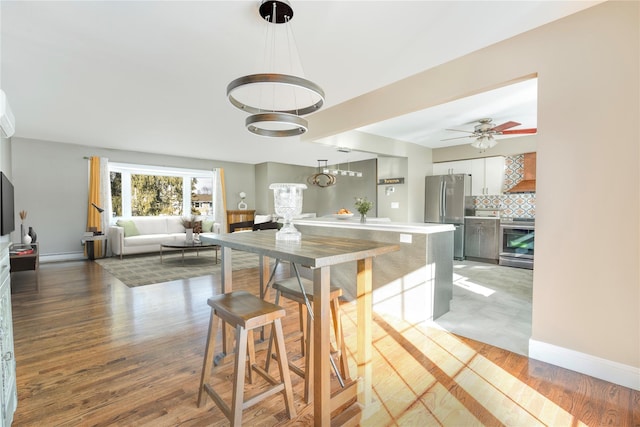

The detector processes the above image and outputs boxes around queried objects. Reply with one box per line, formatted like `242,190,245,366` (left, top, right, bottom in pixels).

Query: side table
10,242,39,291
82,234,107,260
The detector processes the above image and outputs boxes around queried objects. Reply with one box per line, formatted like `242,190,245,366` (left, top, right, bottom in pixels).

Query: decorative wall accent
473,154,536,219
503,154,525,191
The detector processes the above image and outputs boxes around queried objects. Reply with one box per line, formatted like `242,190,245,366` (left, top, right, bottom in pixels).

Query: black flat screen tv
1,172,15,236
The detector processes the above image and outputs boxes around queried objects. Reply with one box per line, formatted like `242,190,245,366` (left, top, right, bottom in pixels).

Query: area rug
95,249,263,288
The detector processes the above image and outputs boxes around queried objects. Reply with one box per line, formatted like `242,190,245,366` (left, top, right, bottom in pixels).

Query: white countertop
293,217,455,234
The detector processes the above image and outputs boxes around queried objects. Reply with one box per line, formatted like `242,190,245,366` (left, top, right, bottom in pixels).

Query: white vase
22,233,32,244
186,228,193,243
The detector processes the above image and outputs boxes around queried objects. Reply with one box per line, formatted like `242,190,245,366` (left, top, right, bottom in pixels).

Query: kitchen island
293,217,455,322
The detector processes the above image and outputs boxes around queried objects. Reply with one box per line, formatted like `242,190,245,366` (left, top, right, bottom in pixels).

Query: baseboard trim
529,339,640,391
40,252,86,263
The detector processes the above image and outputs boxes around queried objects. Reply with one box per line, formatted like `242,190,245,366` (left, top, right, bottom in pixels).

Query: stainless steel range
499,218,534,269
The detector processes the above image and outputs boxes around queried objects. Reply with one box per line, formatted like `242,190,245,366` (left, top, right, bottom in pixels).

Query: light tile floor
434,260,533,356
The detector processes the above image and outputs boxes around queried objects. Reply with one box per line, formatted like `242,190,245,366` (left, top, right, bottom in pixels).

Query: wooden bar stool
265,275,350,404
197,290,296,426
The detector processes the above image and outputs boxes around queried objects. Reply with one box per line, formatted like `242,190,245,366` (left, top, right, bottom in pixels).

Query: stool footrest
251,364,281,386
204,383,231,419
243,383,286,410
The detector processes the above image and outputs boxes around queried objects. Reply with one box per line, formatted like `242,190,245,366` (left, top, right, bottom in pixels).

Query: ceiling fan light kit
471,135,497,152
227,0,324,137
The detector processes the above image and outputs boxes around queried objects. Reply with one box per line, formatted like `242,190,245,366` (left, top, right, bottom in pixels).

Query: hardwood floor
9,261,640,426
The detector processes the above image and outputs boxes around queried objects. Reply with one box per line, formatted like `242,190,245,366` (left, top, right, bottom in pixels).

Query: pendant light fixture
227,0,324,137
308,160,336,188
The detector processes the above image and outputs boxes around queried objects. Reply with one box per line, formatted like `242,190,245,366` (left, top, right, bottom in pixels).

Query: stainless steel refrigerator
424,174,473,260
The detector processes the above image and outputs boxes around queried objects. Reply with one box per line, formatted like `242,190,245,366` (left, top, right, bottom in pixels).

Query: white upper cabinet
482,156,505,195
432,159,473,176
433,156,505,196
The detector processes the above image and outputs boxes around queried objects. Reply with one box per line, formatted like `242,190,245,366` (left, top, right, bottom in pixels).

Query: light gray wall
11,138,379,259
11,137,255,259
253,163,269,214
377,156,409,222
311,131,432,222
255,162,314,215
256,159,378,218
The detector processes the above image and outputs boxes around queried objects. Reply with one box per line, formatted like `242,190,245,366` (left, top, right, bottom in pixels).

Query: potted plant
354,197,373,223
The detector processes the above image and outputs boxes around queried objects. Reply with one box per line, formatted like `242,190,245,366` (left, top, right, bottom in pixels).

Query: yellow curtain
87,157,103,258
220,168,227,215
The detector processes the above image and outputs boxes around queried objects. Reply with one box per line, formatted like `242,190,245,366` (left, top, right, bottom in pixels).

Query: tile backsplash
473,154,535,219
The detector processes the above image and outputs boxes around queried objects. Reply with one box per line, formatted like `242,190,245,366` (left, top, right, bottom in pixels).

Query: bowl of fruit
335,208,354,219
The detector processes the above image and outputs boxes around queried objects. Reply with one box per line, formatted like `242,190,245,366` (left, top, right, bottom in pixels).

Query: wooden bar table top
200,230,399,426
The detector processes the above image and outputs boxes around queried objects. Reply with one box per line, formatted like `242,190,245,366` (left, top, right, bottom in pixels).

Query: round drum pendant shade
227,73,324,116
246,112,308,137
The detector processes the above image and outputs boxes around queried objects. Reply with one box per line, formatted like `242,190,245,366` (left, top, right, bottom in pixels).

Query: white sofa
108,216,220,259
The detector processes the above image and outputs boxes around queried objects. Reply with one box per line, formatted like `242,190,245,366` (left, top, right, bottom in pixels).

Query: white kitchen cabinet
477,156,505,195
0,243,16,427
432,160,473,176
434,157,504,196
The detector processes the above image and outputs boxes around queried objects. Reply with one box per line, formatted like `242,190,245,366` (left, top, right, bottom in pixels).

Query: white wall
304,1,639,388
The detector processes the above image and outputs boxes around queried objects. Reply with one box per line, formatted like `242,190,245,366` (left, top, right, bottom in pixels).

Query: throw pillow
202,220,214,233
116,220,140,237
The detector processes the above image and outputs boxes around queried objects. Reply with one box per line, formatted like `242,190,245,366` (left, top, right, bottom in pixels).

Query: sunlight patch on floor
453,273,496,297
341,305,588,427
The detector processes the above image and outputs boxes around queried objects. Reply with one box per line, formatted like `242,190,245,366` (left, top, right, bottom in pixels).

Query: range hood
506,152,536,193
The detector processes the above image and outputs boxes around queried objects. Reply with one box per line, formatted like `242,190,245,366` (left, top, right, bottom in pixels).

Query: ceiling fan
442,118,536,140
441,118,537,151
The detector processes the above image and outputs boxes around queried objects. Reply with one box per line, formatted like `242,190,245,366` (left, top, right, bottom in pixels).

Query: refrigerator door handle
440,180,446,219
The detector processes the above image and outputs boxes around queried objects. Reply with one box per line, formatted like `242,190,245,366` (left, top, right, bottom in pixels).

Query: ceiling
1,1,601,167
357,78,538,149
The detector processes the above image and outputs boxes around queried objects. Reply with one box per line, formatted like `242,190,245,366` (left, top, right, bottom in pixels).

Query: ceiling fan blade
441,135,474,141
445,128,475,134
500,128,537,135
491,121,521,132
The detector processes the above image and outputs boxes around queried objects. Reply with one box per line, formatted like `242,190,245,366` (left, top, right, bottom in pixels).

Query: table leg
312,266,331,427
181,249,185,266
160,246,163,264
356,257,373,405
87,241,96,260
259,255,271,341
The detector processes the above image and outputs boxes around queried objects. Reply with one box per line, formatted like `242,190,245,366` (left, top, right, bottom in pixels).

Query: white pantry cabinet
433,157,505,196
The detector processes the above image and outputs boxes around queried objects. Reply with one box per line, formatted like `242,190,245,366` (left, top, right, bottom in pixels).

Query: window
109,163,214,218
